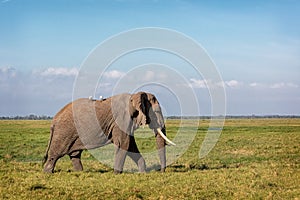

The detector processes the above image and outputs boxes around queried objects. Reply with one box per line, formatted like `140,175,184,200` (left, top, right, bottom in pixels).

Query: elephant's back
53,98,92,116
53,101,73,120
55,98,107,129
52,98,91,127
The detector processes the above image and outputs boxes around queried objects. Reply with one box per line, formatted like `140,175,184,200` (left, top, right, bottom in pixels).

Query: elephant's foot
43,166,54,173
160,167,166,172
114,169,123,174
71,157,83,171
137,157,146,173
43,160,55,173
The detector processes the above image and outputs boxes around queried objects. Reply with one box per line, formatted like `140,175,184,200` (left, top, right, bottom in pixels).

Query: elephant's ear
130,92,148,127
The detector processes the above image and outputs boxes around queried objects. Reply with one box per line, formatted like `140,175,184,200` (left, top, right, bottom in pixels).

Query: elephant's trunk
156,127,166,172
155,127,175,172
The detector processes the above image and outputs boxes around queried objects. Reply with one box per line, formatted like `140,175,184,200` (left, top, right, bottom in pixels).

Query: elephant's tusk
157,128,176,146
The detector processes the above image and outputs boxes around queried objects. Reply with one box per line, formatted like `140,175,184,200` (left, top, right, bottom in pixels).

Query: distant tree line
0,114,52,120
166,115,300,119
1,115,299,120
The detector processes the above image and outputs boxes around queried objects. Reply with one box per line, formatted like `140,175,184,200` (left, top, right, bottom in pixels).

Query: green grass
0,119,299,199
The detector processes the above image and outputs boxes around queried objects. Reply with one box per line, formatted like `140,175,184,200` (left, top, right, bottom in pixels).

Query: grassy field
0,119,299,199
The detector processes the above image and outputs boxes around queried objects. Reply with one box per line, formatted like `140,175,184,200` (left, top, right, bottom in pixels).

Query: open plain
0,118,299,199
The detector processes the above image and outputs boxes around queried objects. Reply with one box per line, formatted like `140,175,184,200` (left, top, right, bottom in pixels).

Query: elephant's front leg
114,145,127,174
113,129,130,174
113,132,146,173
127,136,146,173
156,131,166,172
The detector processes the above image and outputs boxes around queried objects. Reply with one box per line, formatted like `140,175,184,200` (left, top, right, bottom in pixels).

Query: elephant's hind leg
43,155,60,173
69,150,83,171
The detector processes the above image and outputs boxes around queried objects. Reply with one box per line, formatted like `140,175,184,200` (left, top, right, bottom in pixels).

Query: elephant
43,92,175,174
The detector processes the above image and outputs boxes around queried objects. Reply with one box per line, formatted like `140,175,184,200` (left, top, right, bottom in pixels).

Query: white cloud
40,67,78,77
249,82,260,87
189,79,243,89
189,79,300,90
1,67,299,116
2,0,11,3
144,70,155,81
270,82,285,89
97,82,112,88
249,82,299,89
103,70,125,79
286,83,299,88
0,67,16,78
225,80,242,88
189,78,208,88
270,82,299,89
0,67,77,116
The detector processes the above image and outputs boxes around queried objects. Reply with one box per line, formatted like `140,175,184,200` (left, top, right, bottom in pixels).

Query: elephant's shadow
168,163,242,172
54,164,164,174
53,163,240,174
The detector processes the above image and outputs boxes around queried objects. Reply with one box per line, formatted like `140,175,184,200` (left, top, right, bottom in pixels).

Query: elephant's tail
42,124,55,166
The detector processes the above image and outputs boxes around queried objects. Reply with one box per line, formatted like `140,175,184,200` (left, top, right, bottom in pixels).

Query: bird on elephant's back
43,92,175,174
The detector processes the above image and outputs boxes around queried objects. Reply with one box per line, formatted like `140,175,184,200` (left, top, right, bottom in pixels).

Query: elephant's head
129,92,175,171
130,92,164,129
130,92,173,141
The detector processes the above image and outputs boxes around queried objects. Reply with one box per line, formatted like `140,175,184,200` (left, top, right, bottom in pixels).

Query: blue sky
0,0,299,116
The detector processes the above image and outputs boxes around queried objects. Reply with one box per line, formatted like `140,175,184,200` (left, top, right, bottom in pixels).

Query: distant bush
166,115,300,119
0,114,52,120
1,115,299,120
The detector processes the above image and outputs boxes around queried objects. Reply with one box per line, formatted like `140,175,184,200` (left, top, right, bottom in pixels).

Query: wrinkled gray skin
43,92,166,174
